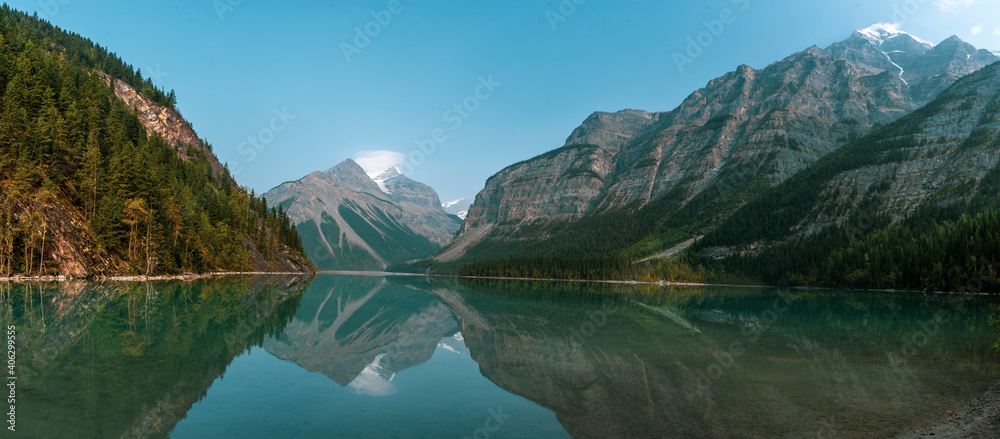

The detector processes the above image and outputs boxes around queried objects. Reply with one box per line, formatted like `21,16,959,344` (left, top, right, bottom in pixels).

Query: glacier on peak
857,23,935,49
371,166,403,195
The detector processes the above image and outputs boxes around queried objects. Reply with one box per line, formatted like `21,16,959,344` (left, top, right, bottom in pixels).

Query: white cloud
972,24,984,34
994,26,1000,35
353,150,405,177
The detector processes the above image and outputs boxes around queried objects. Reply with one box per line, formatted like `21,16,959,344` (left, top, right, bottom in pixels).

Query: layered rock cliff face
437,28,998,263
699,57,1000,256
809,59,1000,227
96,72,227,177
826,27,999,105
265,160,461,271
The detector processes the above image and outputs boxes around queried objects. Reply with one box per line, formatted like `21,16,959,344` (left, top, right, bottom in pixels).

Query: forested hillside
0,6,311,277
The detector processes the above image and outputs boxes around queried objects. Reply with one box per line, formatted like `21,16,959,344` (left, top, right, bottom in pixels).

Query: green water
1,275,998,438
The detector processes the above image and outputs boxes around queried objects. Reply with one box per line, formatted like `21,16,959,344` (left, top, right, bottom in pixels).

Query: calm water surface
3,275,999,438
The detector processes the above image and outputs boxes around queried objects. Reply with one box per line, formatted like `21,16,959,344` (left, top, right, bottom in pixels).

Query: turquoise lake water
3,275,999,438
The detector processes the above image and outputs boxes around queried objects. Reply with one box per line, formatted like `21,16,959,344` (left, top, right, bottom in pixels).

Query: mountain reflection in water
7,275,999,439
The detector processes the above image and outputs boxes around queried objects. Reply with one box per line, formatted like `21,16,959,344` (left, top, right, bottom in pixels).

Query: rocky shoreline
0,272,313,283
900,381,1000,438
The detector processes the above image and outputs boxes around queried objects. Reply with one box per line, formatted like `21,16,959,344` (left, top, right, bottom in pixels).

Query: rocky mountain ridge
432,26,999,265
698,57,1000,259
265,159,461,271
442,197,475,220
95,72,228,178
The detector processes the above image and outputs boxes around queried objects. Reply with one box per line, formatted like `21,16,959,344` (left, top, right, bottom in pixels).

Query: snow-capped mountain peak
442,197,474,220
853,24,938,86
857,23,934,49
441,198,466,209
370,166,402,194
372,166,402,181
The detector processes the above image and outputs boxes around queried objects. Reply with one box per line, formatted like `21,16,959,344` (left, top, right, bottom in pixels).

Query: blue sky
7,0,999,201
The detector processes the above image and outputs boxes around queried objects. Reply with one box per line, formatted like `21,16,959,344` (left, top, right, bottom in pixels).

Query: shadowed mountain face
262,276,458,391
265,160,460,271
5,276,309,439
435,28,998,264
399,279,1000,439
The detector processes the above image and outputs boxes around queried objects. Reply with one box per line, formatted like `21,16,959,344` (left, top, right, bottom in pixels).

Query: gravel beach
900,381,1000,438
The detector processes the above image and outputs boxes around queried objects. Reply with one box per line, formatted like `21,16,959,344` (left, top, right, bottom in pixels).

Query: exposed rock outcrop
95,72,227,177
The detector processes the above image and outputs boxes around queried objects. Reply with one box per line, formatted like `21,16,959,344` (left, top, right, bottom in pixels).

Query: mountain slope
827,25,999,105
0,6,312,277
428,27,997,270
264,160,460,271
691,58,1000,291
